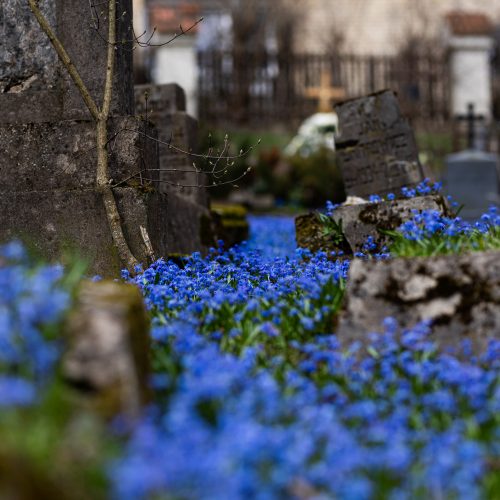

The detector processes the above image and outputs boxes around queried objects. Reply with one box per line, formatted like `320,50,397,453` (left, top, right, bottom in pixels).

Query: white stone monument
445,11,494,120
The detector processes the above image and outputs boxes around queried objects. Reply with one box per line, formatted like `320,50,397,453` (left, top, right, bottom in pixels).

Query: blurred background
132,0,500,210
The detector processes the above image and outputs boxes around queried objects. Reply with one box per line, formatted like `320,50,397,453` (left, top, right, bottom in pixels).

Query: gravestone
443,150,500,220
0,1,213,274
134,83,218,255
335,90,425,198
296,195,448,255
444,104,499,220
64,280,150,420
337,250,500,355
135,83,209,207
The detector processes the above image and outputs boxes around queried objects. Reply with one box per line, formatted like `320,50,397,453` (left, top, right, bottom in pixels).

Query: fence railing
198,50,451,128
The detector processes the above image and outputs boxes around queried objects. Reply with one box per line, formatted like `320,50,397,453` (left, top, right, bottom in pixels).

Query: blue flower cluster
394,206,500,257
0,242,69,407
113,215,500,500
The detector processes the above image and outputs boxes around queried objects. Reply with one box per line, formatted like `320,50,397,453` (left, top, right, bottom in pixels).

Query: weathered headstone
296,195,448,255
337,251,500,354
443,150,500,220
335,90,425,198
0,1,209,274
135,83,209,207
1,0,134,122
134,83,218,255
63,281,150,420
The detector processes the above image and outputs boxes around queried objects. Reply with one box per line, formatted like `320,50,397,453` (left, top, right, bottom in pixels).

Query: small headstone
337,250,500,354
295,195,448,255
63,281,150,420
211,204,249,248
335,90,425,198
134,83,218,254
444,150,500,220
135,83,209,206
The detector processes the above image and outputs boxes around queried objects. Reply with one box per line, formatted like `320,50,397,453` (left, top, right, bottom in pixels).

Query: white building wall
449,36,494,119
300,0,500,55
153,37,199,117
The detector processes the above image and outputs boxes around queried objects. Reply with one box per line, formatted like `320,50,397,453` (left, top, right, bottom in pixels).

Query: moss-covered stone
63,281,150,421
210,203,250,248
296,195,449,255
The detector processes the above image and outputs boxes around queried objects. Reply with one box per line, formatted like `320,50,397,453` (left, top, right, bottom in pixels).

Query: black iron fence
198,50,451,128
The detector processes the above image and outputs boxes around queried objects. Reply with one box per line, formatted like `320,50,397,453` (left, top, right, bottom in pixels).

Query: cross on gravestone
304,70,346,113
455,102,486,150
335,90,425,199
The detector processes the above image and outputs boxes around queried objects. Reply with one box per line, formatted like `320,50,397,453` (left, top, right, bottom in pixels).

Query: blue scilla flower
0,242,70,407
0,376,36,407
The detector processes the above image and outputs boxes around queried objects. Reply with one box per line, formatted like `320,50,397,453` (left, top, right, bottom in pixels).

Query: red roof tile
149,3,200,35
445,11,494,36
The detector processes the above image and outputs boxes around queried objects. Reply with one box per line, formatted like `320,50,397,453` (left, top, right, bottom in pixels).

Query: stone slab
335,90,424,198
0,187,163,276
135,83,186,115
64,280,150,420
0,0,134,122
0,117,158,192
444,150,500,221
337,251,500,354
135,83,209,207
159,192,218,255
296,195,448,255
0,187,217,275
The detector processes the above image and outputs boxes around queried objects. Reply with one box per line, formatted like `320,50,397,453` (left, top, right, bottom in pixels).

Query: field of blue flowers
1,186,500,499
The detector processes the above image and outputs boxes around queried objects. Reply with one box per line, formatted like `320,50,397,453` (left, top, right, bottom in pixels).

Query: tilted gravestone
0,1,213,275
335,90,425,198
295,90,446,255
337,250,500,354
443,150,500,221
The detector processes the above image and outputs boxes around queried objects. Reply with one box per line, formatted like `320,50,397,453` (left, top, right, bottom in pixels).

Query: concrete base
0,187,217,276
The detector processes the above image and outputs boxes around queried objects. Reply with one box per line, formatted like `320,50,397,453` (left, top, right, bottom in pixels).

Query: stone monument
134,83,217,255
0,1,214,275
335,90,425,199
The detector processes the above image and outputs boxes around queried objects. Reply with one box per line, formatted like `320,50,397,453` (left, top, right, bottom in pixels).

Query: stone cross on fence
304,70,346,113
335,90,425,199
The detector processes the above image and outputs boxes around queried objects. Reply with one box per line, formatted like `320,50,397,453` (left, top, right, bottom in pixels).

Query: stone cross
456,102,485,150
304,70,346,113
335,90,425,199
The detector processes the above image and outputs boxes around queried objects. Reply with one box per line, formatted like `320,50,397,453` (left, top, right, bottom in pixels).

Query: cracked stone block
335,90,425,198
337,250,500,353
63,280,150,420
0,117,158,192
0,0,134,122
135,83,209,208
0,187,162,276
295,195,449,255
